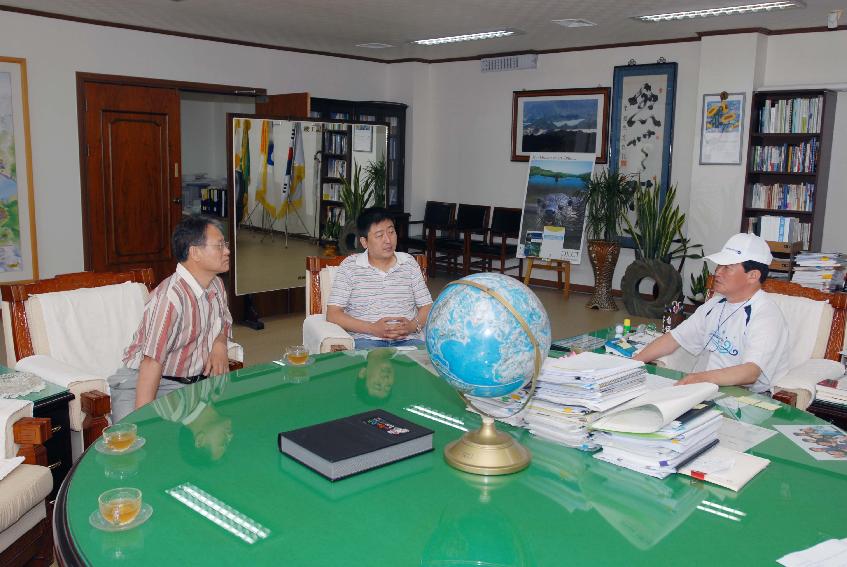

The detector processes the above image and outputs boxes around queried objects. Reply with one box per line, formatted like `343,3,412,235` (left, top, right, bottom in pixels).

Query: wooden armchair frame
307,254,428,316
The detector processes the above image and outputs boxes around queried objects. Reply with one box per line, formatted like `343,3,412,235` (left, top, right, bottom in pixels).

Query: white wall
181,93,255,180
0,11,388,278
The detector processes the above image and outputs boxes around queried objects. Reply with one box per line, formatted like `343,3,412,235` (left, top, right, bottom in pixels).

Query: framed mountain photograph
511,87,610,163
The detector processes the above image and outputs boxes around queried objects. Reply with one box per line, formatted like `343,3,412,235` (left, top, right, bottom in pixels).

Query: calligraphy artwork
700,93,745,165
511,88,610,163
609,63,677,198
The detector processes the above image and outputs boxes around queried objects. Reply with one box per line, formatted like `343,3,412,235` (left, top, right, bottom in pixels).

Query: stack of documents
526,353,649,450
592,383,722,479
791,252,847,291
816,375,847,407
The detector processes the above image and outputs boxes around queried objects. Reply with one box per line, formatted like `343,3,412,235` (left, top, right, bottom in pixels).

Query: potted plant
688,262,710,306
338,163,374,255
584,169,637,311
322,217,341,257
364,158,387,208
620,183,703,318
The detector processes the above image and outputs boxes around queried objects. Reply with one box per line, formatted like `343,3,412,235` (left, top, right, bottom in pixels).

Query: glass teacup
285,345,309,365
103,423,137,452
99,487,142,526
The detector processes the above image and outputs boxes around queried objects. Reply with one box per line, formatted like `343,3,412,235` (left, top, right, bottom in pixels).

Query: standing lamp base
443,417,530,476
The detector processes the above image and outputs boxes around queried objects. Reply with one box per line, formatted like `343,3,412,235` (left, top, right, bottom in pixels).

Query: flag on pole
279,122,305,218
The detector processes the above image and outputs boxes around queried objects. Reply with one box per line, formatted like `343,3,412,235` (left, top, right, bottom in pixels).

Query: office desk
55,351,847,566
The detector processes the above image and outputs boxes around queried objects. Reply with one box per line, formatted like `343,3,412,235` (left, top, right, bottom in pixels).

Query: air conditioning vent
480,54,538,73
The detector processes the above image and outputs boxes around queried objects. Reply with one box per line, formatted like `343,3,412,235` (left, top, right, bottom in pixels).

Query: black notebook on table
278,410,434,481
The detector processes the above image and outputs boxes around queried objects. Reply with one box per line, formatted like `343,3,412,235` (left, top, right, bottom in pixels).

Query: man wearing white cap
634,233,790,393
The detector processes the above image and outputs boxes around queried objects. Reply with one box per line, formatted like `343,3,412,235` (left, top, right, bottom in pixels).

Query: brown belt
161,374,207,385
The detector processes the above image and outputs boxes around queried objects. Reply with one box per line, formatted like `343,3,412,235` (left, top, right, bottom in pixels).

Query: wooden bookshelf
741,90,837,252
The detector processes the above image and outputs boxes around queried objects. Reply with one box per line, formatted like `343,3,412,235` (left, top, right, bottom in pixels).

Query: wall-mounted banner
516,153,596,264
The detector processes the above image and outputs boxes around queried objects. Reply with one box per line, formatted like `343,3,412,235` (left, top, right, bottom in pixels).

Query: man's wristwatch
414,316,422,334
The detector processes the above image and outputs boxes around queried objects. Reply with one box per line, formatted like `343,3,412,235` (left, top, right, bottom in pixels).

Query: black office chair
468,206,524,276
433,204,490,275
403,201,455,275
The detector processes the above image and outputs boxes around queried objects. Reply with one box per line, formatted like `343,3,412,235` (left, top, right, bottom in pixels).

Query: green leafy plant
585,169,637,241
364,158,387,208
339,163,374,223
623,183,703,270
322,218,341,241
688,262,710,303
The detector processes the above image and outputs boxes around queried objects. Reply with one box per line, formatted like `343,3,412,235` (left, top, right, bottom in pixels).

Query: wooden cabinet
741,90,837,251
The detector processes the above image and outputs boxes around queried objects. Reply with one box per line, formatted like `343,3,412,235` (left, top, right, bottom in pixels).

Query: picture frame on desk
609,62,677,196
511,87,610,163
699,92,745,165
0,57,38,283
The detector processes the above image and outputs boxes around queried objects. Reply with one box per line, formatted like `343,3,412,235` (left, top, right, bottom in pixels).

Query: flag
255,120,285,218
279,122,305,218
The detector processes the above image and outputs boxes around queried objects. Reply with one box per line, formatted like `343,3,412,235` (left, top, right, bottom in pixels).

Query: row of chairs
402,201,523,277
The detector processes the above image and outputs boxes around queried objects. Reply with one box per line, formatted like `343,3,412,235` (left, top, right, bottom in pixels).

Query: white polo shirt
327,250,433,341
670,289,790,393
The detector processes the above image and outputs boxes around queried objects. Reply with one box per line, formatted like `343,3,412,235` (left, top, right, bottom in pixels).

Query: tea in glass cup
99,487,142,526
285,345,309,365
103,423,137,452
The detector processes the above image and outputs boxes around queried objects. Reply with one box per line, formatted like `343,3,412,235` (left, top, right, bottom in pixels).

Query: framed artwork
609,62,678,196
352,124,373,152
0,57,37,283
511,88,610,163
700,92,745,165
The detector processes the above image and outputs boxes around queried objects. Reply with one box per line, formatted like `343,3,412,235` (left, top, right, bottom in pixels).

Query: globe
426,273,552,399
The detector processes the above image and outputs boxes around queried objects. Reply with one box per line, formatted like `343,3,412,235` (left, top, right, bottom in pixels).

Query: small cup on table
285,345,310,366
98,487,142,527
102,423,137,452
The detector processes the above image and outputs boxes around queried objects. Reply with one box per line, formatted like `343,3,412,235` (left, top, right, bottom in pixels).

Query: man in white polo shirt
326,207,433,350
634,233,790,393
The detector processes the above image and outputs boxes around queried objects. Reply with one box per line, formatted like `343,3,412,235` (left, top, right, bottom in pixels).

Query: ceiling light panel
551,19,597,28
412,29,518,46
636,2,802,22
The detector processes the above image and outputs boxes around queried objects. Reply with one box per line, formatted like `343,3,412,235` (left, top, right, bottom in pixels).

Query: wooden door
81,82,181,283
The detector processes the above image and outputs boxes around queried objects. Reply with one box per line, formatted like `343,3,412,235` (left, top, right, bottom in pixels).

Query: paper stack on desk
592,383,723,479
523,353,649,450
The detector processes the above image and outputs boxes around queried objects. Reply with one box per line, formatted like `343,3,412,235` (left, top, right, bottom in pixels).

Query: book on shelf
322,182,343,202
278,409,433,481
326,158,348,178
750,182,814,212
758,96,823,134
751,139,818,173
322,132,348,155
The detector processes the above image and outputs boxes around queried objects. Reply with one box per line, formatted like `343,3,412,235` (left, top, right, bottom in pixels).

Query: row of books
182,180,228,218
325,158,348,179
322,132,348,155
200,187,228,218
321,182,343,202
758,96,823,134
757,215,804,244
791,252,847,291
750,182,815,212
751,140,818,173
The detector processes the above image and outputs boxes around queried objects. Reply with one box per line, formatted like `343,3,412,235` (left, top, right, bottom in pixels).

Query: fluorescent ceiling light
355,42,394,49
551,19,597,28
413,29,517,46
637,1,802,22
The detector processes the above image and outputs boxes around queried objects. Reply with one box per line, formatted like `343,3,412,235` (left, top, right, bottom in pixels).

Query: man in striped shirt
108,216,234,422
327,207,432,350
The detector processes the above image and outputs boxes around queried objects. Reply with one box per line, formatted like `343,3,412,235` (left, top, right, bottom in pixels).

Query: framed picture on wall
352,124,373,152
0,57,38,283
609,62,678,196
511,87,610,163
699,92,745,165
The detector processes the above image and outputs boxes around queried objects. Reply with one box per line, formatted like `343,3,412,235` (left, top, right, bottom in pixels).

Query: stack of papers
527,353,649,450
791,252,847,291
816,375,847,407
592,383,722,479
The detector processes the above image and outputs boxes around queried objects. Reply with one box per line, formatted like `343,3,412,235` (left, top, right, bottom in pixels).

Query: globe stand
444,416,530,476
438,277,545,477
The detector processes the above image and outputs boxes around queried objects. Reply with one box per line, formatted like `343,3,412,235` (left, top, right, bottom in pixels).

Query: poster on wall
699,92,745,165
516,153,595,265
609,62,677,194
0,57,37,283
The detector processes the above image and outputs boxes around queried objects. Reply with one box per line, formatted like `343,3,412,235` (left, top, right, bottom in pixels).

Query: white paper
773,424,847,461
717,417,777,452
778,538,847,567
592,383,719,433
645,374,676,391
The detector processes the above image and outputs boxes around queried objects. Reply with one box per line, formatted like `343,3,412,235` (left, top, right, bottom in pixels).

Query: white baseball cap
705,233,773,266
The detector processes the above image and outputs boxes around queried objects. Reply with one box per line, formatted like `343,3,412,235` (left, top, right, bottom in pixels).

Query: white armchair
658,279,847,409
302,255,428,354
0,400,53,565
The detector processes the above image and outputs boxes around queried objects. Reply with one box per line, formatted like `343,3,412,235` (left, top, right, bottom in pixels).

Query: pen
669,438,720,470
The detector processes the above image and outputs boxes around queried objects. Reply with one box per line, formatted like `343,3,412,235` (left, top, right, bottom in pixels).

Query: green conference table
54,350,847,566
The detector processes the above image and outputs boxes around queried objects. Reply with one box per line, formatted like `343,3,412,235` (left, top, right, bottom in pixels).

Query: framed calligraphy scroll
609,62,677,200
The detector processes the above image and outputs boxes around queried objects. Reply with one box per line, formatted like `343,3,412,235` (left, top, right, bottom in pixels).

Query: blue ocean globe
426,273,552,398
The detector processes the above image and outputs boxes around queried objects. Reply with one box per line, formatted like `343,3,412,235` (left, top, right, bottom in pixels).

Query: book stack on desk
816,375,847,407
592,383,722,479
524,353,649,450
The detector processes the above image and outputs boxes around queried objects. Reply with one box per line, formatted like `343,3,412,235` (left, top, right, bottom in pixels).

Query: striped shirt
327,251,432,340
122,263,232,377
152,374,228,425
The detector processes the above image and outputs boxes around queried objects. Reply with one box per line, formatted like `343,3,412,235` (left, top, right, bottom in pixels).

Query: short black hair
742,260,769,283
172,215,224,262
357,207,394,238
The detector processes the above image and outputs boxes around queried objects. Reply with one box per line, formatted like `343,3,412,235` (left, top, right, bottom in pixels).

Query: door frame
75,72,266,272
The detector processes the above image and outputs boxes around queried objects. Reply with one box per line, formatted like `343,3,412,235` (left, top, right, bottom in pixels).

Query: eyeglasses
204,241,230,250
